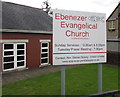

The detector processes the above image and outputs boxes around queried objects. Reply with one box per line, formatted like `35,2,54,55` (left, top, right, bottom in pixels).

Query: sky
2,0,120,19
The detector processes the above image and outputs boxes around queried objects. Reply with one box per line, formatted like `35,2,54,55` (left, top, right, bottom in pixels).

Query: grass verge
2,64,119,96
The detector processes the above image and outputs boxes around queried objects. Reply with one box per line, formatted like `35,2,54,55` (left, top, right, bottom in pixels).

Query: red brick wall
1,32,53,70
0,43,2,72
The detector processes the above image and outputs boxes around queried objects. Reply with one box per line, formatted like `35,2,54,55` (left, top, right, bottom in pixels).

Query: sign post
61,66,65,96
53,9,106,96
98,64,102,93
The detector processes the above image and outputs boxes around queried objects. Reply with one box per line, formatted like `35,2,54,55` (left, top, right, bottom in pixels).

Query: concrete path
2,65,78,85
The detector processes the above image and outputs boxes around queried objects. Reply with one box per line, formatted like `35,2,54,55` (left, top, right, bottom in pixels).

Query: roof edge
107,3,120,21
2,1,43,11
0,29,53,34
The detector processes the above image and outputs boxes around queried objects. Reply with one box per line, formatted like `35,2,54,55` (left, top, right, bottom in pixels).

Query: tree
41,0,52,14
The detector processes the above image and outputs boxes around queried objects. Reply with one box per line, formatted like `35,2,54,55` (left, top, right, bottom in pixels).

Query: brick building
0,2,53,72
106,3,120,65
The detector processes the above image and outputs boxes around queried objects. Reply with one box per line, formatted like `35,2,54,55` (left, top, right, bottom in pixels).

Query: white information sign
53,9,106,65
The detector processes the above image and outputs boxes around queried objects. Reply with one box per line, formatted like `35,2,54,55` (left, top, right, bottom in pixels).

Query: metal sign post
61,66,65,97
98,64,102,93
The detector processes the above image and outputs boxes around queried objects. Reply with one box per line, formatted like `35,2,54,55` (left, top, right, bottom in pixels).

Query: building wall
1,32,53,71
107,52,120,66
118,5,120,38
106,4,120,66
107,41,120,52
107,6,119,39
107,4,120,53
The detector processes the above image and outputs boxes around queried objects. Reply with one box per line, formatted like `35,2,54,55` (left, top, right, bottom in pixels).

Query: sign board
53,9,106,65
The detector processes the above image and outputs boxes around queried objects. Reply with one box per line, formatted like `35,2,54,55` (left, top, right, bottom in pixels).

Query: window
108,19,117,31
41,42,49,65
3,43,26,71
17,43,26,67
3,44,14,70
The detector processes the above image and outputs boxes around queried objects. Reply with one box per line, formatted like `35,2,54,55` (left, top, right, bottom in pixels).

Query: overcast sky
2,0,120,18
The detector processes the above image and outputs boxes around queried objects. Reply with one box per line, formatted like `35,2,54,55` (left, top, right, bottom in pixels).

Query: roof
1,1,52,32
107,3,120,21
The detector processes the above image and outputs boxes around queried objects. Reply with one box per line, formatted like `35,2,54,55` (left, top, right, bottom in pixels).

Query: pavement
2,65,79,85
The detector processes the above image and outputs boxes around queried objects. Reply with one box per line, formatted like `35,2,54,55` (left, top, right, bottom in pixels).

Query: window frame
16,43,26,69
3,43,15,71
3,43,26,71
40,40,51,65
41,42,49,65
108,19,116,31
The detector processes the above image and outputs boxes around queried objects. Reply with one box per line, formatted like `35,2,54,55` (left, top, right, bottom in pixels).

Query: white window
3,43,14,70
108,20,117,30
3,43,26,71
41,42,49,65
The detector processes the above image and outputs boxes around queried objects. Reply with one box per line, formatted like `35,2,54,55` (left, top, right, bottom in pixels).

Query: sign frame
53,9,106,65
